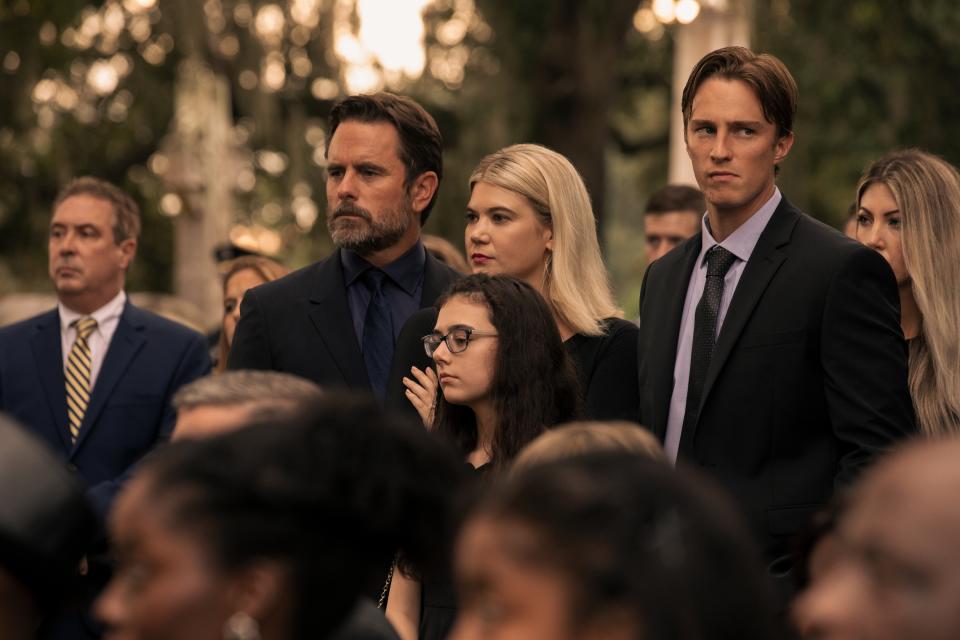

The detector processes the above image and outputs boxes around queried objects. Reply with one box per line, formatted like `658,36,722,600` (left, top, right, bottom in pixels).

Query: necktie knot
706,246,737,278
361,268,387,294
74,317,97,340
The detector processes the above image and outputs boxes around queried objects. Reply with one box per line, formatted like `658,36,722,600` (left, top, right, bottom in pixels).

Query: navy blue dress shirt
341,241,427,346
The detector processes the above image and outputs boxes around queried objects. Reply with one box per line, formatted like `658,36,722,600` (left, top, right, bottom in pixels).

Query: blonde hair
469,144,621,336
857,149,960,436
216,256,291,373
512,421,665,472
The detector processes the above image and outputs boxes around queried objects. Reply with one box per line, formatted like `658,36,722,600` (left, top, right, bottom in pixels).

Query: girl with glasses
387,274,580,640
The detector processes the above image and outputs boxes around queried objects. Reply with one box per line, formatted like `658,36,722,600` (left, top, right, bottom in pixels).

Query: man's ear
118,238,137,271
408,171,439,215
774,131,795,165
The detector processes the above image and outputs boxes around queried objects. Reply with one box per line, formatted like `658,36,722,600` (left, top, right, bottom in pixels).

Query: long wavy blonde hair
857,149,960,436
469,144,621,336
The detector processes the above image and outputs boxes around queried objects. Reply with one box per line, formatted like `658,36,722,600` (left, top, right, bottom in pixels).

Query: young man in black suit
228,93,460,404
636,47,915,566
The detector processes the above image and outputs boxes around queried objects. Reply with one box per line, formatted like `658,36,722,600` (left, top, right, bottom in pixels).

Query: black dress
564,317,640,423
419,462,490,640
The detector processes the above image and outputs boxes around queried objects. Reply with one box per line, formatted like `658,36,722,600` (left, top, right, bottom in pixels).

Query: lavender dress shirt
664,188,782,462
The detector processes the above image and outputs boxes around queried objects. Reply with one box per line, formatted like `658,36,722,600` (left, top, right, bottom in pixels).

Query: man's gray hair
174,370,322,412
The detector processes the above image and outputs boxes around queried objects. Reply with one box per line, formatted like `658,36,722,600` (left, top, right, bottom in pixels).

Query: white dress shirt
664,189,782,462
59,290,127,393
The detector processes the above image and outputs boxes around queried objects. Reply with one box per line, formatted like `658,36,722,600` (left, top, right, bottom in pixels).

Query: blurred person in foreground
95,394,466,640
643,184,705,264
854,149,960,435
215,256,290,373
450,452,780,640
228,93,460,406
399,143,638,425
0,415,97,640
172,371,400,640
0,176,210,518
636,46,914,570
792,438,960,640
386,274,580,640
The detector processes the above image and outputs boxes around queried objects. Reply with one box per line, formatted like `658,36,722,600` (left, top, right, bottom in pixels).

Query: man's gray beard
327,205,412,255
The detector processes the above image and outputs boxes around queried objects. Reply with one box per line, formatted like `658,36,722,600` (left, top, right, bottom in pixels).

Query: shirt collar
59,289,127,333
341,241,426,295
698,187,782,265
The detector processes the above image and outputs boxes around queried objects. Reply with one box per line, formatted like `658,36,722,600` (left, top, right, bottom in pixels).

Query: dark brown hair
432,274,581,471
681,46,797,139
54,176,141,243
644,184,706,216
327,92,443,224
466,453,780,639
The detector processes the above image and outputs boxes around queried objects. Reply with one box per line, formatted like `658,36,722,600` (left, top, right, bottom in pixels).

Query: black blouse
564,317,640,423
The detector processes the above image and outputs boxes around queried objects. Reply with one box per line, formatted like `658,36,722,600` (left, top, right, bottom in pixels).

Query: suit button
66,463,78,473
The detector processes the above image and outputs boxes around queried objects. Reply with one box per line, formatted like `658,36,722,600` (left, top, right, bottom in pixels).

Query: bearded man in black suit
229,93,460,407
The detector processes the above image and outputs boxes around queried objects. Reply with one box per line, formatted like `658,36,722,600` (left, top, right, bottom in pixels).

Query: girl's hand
403,365,439,428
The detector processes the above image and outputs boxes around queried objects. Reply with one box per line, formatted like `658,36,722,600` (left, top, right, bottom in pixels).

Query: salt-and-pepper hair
174,370,322,413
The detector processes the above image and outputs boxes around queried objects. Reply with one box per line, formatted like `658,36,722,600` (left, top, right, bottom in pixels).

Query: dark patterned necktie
681,246,737,438
65,316,97,444
361,269,394,402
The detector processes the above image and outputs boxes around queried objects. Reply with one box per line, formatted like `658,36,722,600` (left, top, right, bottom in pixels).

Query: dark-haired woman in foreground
94,395,465,640
387,274,580,640
451,453,780,640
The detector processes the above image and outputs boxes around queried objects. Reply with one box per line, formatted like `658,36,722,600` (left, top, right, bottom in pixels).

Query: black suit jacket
637,197,915,560
0,301,211,518
227,248,460,409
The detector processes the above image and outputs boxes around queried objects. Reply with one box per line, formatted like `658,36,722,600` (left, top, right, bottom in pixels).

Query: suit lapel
307,252,370,389
72,302,146,455
648,236,701,439
695,200,799,423
29,310,73,452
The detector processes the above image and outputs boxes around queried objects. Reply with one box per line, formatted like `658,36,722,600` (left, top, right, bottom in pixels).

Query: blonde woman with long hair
398,143,639,428
855,149,960,435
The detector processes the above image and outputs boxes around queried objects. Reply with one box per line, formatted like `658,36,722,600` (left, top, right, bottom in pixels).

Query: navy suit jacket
637,197,915,562
0,300,211,517
227,248,460,411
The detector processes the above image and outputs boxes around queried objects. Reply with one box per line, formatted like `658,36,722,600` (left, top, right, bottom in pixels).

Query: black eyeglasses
422,327,499,356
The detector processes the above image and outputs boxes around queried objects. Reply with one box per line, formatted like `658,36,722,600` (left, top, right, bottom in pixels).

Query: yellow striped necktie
65,316,97,444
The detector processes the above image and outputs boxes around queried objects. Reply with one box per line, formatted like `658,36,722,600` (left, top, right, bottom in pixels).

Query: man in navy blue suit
0,177,210,519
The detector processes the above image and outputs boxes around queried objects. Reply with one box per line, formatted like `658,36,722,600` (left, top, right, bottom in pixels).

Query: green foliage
755,0,960,224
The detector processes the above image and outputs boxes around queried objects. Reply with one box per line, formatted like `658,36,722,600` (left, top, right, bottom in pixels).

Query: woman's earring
223,611,261,640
